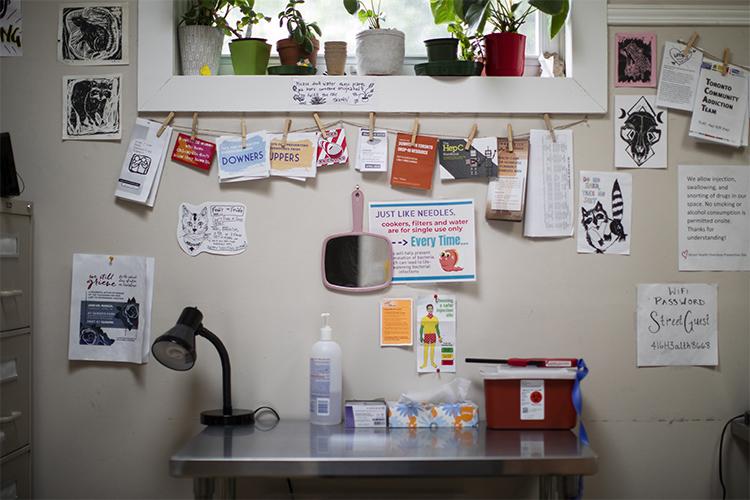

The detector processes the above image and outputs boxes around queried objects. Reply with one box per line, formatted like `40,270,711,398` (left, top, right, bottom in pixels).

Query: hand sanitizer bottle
310,313,342,425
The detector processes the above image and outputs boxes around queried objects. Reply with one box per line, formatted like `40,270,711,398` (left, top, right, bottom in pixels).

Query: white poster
578,171,632,255
415,294,456,374
689,61,749,147
637,284,718,367
177,202,248,256
615,95,667,169
368,199,476,284
68,253,154,364
114,118,171,207
0,0,22,56
656,41,703,111
523,129,574,238
356,127,388,172
678,165,750,271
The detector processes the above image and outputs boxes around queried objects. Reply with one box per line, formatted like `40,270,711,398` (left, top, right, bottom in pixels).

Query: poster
316,128,349,168
636,284,718,366
488,138,529,214
171,133,216,171
438,137,497,180
689,62,748,147
615,32,656,88
390,133,439,191
415,294,456,374
58,3,128,64
578,171,632,255
368,199,476,284
216,132,270,182
356,127,388,172
656,41,704,111
177,202,248,256
380,298,412,347
68,253,154,364
615,95,667,169
268,132,318,179
63,74,122,140
114,118,170,207
523,129,574,238
0,0,22,56
678,165,750,271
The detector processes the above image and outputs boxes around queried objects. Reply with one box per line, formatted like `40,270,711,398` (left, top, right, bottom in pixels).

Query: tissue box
387,401,479,428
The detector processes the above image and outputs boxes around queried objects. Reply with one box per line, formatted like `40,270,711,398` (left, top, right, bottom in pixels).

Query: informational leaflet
268,132,318,179
656,41,704,111
356,127,388,172
415,294,456,374
488,138,528,213
316,128,349,168
177,202,248,256
390,133,439,190
216,132,269,181
689,61,749,147
368,199,476,284
380,298,413,346
523,129,574,238
636,283,718,367
115,118,171,207
678,165,750,271
614,95,667,169
438,137,497,180
171,133,216,171
68,254,154,364
577,171,633,255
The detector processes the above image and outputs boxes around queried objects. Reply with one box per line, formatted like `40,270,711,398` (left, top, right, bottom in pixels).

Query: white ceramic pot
179,25,224,76
355,29,405,76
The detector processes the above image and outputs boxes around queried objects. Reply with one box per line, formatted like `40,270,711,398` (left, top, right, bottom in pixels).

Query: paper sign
615,32,657,87
368,199,476,283
0,0,22,56
615,95,667,169
689,62,749,147
268,132,318,179
177,202,248,256
316,128,349,167
380,298,413,346
678,165,750,271
390,133,439,191
356,127,388,172
115,118,170,207
217,132,270,181
171,133,216,171
656,41,704,111
523,130,574,238
578,171,633,255
415,295,456,374
637,283,718,366
438,137,497,180
488,138,529,215
291,78,376,106
68,254,154,364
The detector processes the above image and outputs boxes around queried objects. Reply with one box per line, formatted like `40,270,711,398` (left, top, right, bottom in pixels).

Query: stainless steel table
170,420,597,499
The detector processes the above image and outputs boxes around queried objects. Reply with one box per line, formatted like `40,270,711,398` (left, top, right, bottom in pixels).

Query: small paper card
656,41,704,111
689,62,749,147
171,133,216,171
177,202,248,256
316,128,349,167
486,138,529,221
380,298,413,346
217,132,270,181
615,32,656,88
438,137,497,180
415,294,456,374
268,132,319,179
390,133,438,190
115,118,171,207
356,127,388,172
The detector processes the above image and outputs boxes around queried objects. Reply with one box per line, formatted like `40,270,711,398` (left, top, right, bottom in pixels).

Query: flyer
216,132,270,182
356,127,388,172
636,284,718,367
114,118,171,207
689,61,749,147
577,171,632,255
177,202,248,257
438,137,497,180
415,294,456,374
68,254,154,364
268,132,319,179
380,298,413,347
656,41,704,111
368,199,476,284
316,128,349,168
615,95,667,169
487,138,529,217
390,133,438,190
171,133,216,171
678,165,750,271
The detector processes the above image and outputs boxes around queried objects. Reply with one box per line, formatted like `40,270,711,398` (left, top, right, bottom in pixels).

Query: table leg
539,476,581,500
193,477,215,500
218,478,237,500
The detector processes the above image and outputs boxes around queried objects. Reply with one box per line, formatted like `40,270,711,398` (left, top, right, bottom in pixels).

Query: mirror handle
351,186,364,232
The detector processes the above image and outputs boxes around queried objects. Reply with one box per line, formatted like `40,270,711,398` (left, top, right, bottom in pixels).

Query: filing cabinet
0,198,32,499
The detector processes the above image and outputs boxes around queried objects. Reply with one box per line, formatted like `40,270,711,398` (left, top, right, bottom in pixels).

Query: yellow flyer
380,298,413,346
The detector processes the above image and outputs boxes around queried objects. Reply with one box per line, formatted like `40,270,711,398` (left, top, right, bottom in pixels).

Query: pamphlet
380,298,413,346
268,132,319,179
689,61,749,147
171,133,216,171
415,294,456,374
356,127,388,172
656,41,704,111
390,133,438,190
114,118,171,207
316,128,349,168
486,138,529,220
438,137,497,180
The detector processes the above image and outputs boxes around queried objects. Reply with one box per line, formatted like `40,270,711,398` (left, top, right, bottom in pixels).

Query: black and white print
0,0,22,56
614,95,667,169
615,32,656,87
577,171,632,255
62,74,121,140
58,3,128,64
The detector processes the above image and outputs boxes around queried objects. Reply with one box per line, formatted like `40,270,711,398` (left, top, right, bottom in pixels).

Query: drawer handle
0,290,23,298
0,411,22,424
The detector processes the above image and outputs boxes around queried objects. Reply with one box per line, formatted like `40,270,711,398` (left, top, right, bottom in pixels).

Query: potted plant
430,0,484,64
344,0,404,76
178,0,235,75
227,1,272,75
276,0,322,67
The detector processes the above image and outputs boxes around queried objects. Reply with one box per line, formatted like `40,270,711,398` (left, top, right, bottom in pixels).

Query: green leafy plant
455,0,569,39
430,0,484,61
278,0,321,53
343,0,385,30
181,0,270,39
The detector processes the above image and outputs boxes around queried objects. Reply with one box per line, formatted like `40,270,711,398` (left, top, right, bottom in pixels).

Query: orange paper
390,133,438,190
380,298,413,346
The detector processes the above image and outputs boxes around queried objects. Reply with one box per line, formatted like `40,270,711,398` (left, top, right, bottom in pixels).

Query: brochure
390,133,438,190
356,127,388,172
656,41,704,111
114,118,171,207
216,132,270,182
689,61,749,147
438,137,497,180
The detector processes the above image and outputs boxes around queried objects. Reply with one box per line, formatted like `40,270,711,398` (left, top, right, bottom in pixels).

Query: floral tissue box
387,401,479,428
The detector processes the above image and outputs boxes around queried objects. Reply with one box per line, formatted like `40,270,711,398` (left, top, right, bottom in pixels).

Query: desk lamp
152,307,253,426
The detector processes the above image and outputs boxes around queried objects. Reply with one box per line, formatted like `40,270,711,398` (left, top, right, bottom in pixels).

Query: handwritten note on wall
291,79,376,106
177,202,248,257
636,284,718,366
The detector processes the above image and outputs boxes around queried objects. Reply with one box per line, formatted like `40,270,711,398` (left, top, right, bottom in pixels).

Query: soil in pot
229,38,272,75
424,38,458,63
277,37,319,67
484,32,526,76
355,29,405,76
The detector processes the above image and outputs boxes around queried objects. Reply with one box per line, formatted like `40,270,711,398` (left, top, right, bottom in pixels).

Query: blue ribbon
573,358,589,499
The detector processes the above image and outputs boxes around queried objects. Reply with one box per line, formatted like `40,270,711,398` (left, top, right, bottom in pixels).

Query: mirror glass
324,235,392,289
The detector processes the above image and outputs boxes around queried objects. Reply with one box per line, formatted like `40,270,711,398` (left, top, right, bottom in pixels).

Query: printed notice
368,199,476,284
115,118,170,207
171,133,216,171
637,284,718,366
380,298,413,346
268,132,318,179
490,138,528,212
217,132,270,181
678,165,750,271
415,294,456,373
689,62,749,147
578,171,632,255
177,202,248,257
656,41,704,111
356,127,388,172
291,78,375,106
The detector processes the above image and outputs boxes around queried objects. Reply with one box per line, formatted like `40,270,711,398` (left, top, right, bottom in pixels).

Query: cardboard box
344,400,387,428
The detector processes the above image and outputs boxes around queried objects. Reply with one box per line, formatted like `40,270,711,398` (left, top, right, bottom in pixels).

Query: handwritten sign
636,284,718,366
176,202,248,257
171,133,216,171
291,79,375,106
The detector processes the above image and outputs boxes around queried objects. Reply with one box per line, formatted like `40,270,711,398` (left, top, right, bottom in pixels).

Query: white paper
490,139,528,212
68,253,154,364
415,295,456,374
177,202,248,256
637,283,718,366
523,129,574,238
656,41,703,111
290,78,376,106
0,0,22,56
216,132,270,181
268,132,318,179
578,171,632,255
678,165,750,271
689,61,749,147
115,118,171,206
615,95,667,169
356,127,388,172
63,74,122,140
58,3,128,65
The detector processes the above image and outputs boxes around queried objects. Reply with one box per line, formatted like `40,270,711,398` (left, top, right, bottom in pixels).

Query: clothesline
677,38,750,71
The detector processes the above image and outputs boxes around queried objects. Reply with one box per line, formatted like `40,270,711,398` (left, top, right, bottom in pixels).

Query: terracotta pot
484,32,526,76
324,41,348,75
276,37,319,67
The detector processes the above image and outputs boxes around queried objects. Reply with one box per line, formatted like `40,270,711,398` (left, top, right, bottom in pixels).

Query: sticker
520,379,544,420
177,202,248,256
171,133,216,171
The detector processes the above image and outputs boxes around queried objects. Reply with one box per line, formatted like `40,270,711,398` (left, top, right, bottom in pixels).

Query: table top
171,420,597,478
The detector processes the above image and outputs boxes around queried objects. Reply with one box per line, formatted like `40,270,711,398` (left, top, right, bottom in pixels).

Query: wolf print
619,96,663,166
581,179,627,254
181,206,209,252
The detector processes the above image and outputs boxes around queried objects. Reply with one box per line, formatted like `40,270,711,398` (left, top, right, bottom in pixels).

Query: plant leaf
528,0,563,15
430,0,458,24
357,9,369,23
547,0,568,39
343,0,359,15
455,0,489,31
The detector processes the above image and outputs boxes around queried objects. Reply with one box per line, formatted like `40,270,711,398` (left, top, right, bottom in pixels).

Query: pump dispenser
309,313,342,425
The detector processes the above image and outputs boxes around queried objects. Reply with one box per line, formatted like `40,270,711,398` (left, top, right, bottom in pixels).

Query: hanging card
115,118,170,207
316,128,349,168
438,137,497,180
216,132,270,181
656,41,704,111
171,133,216,171
268,132,318,179
390,133,438,190
356,127,388,172
689,62,749,147
486,138,529,221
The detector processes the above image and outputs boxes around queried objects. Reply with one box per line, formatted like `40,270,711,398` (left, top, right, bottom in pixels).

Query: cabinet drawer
0,210,31,333
0,447,31,499
0,332,30,456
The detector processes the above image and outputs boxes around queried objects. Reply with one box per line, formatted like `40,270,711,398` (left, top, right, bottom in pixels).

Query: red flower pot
484,32,526,77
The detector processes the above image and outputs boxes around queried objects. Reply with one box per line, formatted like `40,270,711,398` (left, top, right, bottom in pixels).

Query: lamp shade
151,307,202,371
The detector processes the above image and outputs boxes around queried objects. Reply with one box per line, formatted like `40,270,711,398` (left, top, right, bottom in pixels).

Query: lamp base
201,409,254,426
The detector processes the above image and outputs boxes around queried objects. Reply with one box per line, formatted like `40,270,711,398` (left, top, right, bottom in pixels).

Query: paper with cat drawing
177,202,248,257
577,172,632,255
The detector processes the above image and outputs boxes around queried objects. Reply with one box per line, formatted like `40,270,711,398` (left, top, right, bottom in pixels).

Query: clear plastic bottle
309,313,342,425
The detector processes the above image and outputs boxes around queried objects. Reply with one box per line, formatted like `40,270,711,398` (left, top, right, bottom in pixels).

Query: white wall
1,1,748,498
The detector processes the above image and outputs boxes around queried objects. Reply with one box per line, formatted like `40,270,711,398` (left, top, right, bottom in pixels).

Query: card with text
380,298,413,346
390,133,438,190
171,133,216,171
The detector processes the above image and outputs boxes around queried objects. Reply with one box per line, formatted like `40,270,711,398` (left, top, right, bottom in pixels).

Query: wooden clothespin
313,113,326,137
191,112,198,140
108,256,114,265
369,112,375,142
682,32,699,56
507,124,514,153
282,119,291,146
721,48,730,76
409,118,420,146
240,118,247,149
156,111,174,138
543,113,556,143
465,124,478,149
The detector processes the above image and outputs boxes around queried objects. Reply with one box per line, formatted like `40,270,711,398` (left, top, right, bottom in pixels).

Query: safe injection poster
368,200,476,283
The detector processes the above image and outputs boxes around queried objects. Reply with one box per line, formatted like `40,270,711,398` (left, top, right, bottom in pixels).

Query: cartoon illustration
115,297,139,331
80,324,115,346
618,96,664,166
181,206,209,252
419,304,442,369
668,46,693,66
439,249,463,272
581,179,627,253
